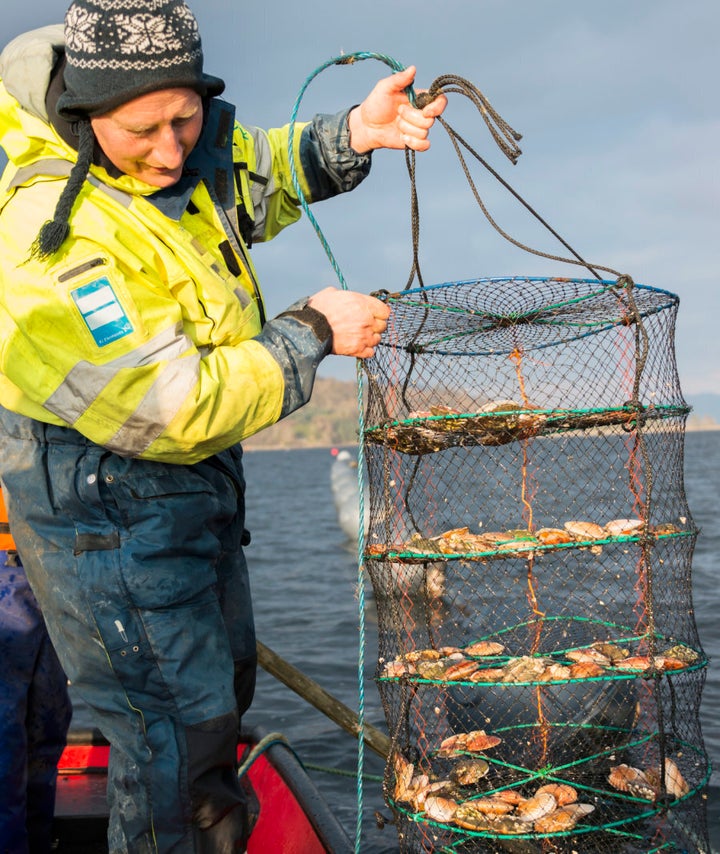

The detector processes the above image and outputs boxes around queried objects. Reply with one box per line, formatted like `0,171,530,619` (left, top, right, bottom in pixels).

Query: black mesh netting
361,276,711,853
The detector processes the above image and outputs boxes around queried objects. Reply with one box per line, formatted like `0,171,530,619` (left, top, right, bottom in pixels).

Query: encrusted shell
608,764,656,799
645,757,690,799
663,643,699,663
489,814,533,835
453,804,492,831
591,641,629,662
539,663,572,681
503,656,548,682
449,758,490,786
415,660,447,680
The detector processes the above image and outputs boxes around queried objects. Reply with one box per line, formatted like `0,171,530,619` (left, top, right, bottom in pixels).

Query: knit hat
32,0,223,260
57,0,225,118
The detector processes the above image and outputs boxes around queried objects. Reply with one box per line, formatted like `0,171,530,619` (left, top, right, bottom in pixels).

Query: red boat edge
53,725,354,853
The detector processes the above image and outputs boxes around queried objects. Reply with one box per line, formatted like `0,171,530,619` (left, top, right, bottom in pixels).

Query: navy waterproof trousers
0,409,257,853
0,550,71,854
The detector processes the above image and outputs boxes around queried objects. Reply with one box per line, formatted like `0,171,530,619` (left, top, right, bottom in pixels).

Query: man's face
90,87,203,187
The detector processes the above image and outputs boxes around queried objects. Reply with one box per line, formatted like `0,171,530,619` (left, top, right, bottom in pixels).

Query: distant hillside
686,393,720,429
243,378,360,450
243,382,720,450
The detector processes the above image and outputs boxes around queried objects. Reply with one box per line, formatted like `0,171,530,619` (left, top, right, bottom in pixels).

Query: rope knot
415,89,441,110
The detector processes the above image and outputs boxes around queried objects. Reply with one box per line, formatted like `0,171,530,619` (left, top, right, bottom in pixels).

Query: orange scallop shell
569,661,606,678
465,640,505,656
464,731,502,752
536,527,573,545
444,660,480,681
535,783,578,805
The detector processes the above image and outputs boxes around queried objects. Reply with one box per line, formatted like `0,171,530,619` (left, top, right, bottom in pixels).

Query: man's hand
347,65,447,154
308,287,390,359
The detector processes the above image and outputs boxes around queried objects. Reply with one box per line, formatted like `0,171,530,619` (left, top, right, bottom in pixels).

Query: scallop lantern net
362,275,710,853
286,56,710,853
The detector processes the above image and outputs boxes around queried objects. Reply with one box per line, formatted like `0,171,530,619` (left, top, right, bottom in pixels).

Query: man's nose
152,127,184,168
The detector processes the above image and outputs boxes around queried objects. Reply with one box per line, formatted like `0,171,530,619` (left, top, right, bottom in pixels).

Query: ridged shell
470,667,506,682
465,640,505,656
494,789,527,805
423,795,458,823
566,647,611,665
613,655,653,671
534,803,593,832
569,661,606,678
564,520,606,539
604,518,644,535
535,783,578,805
464,731,502,752
444,660,480,681
516,791,557,821
467,797,514,816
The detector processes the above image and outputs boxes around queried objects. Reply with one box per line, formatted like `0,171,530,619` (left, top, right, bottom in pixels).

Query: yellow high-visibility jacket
0,26,370,463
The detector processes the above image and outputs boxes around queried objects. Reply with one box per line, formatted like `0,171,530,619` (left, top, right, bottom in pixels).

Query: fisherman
0,0,446,850
0,490,71,852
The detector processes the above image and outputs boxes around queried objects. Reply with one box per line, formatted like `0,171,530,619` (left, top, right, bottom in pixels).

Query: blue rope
287,50,408,853
288,51,412,290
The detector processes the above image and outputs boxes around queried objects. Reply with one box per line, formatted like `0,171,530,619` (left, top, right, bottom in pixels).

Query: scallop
564,520,606,539
465,640,505,656
423,795,458,823
516,791,557,821
535,783,577,805
604,518,644,535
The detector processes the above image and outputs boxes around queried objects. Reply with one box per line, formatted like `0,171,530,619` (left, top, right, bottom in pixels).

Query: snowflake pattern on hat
65,0,200,69
115,15,185,56
57,0,223,115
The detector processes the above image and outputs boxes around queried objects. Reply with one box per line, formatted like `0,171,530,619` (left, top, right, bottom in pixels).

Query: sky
2,0,718,396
